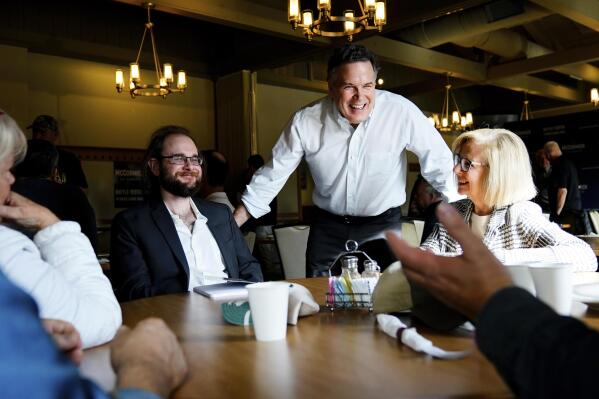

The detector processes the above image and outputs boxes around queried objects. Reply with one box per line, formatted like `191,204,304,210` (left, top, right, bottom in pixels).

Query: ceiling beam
489,75,584,103
488,41,599,82
356,37,581,103
390,77,473,98
257,71,328,93
529,0,599,31
360,36,487,81
113,0,329,45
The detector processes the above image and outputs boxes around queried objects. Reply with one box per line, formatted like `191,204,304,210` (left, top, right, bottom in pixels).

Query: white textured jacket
422,200,597,272
0,221,121,348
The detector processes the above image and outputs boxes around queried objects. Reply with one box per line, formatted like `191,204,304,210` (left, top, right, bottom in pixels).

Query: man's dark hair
202,150,229,187
247,154,265,169
13,139,59,179
144,125,196,194
327,44,380,81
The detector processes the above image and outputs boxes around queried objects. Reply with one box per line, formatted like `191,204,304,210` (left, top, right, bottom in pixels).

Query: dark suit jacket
110,197,263,301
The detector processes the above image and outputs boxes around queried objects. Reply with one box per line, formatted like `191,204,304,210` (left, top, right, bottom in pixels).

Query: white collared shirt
166,199,228,290
241,90,459,218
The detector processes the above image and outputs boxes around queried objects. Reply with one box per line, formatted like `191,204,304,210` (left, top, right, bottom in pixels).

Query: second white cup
247,282,290,342
529,262,572,316
504,261,572,315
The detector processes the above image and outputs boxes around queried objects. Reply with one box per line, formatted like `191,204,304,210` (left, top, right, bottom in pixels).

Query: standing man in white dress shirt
111,126,262,301
234,44,458,277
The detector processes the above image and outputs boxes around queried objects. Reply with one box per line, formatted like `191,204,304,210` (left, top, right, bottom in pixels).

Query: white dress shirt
166,199,228,289
242,90,458,218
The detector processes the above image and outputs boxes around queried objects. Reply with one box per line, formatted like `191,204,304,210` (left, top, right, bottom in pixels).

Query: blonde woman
422,128,596,271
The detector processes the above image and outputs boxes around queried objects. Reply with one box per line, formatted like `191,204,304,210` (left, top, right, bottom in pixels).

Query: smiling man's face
328,61,377,126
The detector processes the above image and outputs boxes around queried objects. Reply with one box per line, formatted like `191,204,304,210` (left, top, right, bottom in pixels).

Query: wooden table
80,277,599,398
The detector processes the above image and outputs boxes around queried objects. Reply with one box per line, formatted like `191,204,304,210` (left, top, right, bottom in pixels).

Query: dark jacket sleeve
227,209,263,282
476,287,599,399
110,211,156,301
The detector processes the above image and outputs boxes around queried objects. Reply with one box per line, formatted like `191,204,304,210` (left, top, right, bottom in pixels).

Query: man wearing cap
233,44,458,277
27,115,88,190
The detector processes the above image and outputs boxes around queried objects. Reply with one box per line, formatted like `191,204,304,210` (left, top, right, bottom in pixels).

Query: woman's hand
0,191,60,231
42,319,83,365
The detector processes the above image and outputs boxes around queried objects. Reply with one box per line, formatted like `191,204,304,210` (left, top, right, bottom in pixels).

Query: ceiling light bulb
302,10,313,26
344,10,355,33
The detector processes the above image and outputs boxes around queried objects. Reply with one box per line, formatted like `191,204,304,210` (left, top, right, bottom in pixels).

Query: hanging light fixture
520,92,533,120
115,2,187,99
288,0,387,41
428,74,473,133
591,88,599,106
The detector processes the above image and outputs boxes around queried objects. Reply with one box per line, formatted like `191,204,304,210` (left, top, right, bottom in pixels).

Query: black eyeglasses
454,154,485,172
159,154,203,166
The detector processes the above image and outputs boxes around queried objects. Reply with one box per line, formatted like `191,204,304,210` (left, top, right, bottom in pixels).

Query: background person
234,44,458,277
544,140,587,235
27,114,88,190
199,149,234,212
12,139,98,249
0,110,121,348
386,202,599,399
409,174,443,244
422,129,596,271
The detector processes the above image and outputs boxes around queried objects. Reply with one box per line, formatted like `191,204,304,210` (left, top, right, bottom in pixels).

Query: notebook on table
193,281,251,301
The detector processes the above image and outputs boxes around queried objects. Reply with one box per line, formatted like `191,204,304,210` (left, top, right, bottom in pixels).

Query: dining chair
400,221,420,247
273,224,310,279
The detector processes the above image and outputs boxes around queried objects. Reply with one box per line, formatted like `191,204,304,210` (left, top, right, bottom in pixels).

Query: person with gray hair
0,110,121,348
422,128,596,271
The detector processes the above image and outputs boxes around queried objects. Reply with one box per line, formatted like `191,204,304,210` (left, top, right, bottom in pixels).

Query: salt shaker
362,259,380,279
341,256,361,279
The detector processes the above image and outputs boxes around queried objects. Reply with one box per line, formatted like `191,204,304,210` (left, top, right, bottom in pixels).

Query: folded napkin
221,282,319,326
376,314,470,360
287,283,320,325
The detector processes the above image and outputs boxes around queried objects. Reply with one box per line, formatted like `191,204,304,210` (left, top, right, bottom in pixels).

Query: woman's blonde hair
452,128,536,208
0,110,27,167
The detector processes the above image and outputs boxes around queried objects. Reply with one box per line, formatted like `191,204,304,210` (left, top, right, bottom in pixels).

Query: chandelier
591,88,599,106
115,3,187,98
520,92,533,120
428,75,473,132
288,0,387,42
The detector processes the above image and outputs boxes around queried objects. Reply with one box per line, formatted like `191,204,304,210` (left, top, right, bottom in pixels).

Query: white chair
589,210,599,235
400,222,420,247
413,220,425,244
273,225,310,279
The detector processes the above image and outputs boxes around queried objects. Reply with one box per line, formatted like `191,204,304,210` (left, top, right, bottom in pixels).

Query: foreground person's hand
111,318,188,398
385,202,512,319
42,319,83,365
0,191,60,231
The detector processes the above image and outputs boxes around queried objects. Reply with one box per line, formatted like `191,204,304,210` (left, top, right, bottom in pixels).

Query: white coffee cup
247,282,290,342
504,263,536,295
504,261,572,315
528,262,572,316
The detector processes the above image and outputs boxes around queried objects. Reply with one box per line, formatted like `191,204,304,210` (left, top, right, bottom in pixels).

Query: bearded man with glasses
110,126,263,301
420,128,596,272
